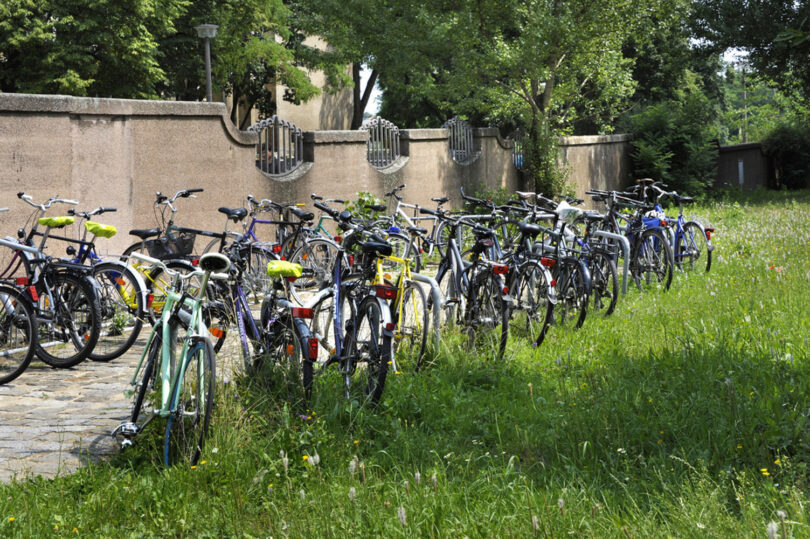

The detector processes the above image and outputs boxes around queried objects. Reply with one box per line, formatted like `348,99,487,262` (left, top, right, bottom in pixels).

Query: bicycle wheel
432,263,463,326
128,328,162,428
434,221,453,258
676,222,711,273
164,336,215,466
632,228,674,291
145,260,195,324
511,260,554,347
552,260,588,329
242,244,276,302
288,238,339,304
393,281,428,372
588,250,618,316
36,272,102,368
88,262,145,361
463,265,509,360
344,296,392,405
0,285,36,385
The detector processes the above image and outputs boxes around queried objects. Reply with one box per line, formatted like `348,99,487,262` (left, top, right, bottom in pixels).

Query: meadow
2,190,809,537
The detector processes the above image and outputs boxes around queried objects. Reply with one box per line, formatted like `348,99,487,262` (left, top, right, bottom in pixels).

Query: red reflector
540,258,556,268
660,220,667,226
348,255,354,267
28,286,39,302
285,276,298,283
375,285,397,300
15,277,28,286
146,293,154,308
292,307,314,318
550,280,557,287
280,256,286,261
502,286,509,294
307,337,318,360
493,264,509,275
705,228,714,240
191,258,199,266
385,322,395,331
333,236,342,244
272,244,282,253
209,327,224,338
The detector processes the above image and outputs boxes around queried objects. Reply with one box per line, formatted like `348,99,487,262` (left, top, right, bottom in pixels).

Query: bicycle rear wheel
676,222,711,273
0,285,36,385
588,250,618,316
393,281,428,372
288,238,339,304
164,337,215,466
632,228,674,291
552,260,589,329
36,272,101,368
344,296,392,405
89,262,145,361
463,265,509,361
511,260,554,347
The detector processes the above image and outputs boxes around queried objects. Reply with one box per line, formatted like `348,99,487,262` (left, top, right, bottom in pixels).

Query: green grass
3,190,810,537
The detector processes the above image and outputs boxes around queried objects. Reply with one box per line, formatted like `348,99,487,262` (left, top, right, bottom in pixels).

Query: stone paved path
0,335,241,483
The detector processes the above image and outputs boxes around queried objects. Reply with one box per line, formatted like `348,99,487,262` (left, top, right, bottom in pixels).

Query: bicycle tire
88,262,145,361
511,260,554,348
128,329,161,428
588,249,619,316
0,284,37,385
288,238,339,304
677,221,712,273
164,336,215,466
344,296,392,405
632,228,674,291
35,271,102,368
463,265,509,361
552,259,588,329
393,280,428,372
242,244,276,302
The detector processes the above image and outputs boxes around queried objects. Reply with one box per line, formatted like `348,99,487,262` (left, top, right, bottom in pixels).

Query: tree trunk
351,63,378,129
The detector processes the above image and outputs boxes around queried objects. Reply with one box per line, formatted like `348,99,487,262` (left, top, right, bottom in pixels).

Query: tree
692,0,810,101
0,0,186,97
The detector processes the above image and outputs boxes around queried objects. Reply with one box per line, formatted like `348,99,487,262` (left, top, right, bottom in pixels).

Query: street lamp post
194,24,218,102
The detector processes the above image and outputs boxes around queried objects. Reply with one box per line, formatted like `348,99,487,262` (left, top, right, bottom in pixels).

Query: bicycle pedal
111,421,138,439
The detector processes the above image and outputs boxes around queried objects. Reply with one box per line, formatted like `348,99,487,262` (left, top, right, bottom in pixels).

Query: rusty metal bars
247,116,304,176
442,117,475,163
361,117,401,168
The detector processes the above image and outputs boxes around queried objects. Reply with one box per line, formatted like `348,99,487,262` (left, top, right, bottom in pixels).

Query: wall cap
401,129,449,141
304,130,368,143
0,92,256,145
559,134,632,146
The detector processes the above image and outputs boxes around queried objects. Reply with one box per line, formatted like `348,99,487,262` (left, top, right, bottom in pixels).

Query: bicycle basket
145,232,196,259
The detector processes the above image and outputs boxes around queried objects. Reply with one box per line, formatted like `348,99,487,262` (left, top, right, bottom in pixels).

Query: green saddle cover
85,221,117,239
38,216,75,228
266,260,303,278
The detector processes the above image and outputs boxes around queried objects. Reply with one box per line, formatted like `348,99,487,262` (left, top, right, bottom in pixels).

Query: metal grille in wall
360,117,401,169
442,117,476,164
511,129,526,169
247,116,304,176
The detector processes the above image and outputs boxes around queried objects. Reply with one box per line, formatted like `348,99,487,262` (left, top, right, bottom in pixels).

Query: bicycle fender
373,297,396,338
565,256,592,296
540,265,558,305
97,260,149,313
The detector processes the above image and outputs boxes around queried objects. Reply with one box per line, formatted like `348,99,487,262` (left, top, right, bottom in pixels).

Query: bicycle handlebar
17,192,79,210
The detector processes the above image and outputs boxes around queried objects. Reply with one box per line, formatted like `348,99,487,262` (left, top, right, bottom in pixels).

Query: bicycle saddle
431,197,449,204
289,207,315,221
218,207,248,222
198,252,231,273
517,221,542,238
365,204,387,213
360,240,393,257
407,226,427,234
129,227,161,239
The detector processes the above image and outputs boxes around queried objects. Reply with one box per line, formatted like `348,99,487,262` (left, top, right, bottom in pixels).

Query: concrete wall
1,93,631,255
717,142,772,190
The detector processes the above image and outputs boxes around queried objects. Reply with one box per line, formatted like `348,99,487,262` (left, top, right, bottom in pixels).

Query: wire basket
145,232,196,260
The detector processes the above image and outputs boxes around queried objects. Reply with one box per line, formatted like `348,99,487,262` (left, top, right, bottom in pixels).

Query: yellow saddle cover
37,216,74,228
266,260,303,278
85,221,117,239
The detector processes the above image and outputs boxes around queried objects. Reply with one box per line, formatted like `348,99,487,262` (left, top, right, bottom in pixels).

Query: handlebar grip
310,194,323,201
102,207,118,213
17,192,24,199
313,202,337,216
187,188,204,194
419,207,438,216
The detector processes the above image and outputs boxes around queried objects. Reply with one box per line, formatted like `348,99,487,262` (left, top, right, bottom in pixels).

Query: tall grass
2,190,809,537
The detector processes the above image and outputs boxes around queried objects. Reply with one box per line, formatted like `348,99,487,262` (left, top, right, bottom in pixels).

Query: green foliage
761,123,810,189
623,72,722,195
344,191,385,221
2,195,810,536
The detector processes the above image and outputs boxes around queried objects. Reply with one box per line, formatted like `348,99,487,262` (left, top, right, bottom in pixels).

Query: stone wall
0,93,632,254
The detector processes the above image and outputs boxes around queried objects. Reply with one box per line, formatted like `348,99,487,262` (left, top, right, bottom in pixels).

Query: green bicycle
113,251,230,466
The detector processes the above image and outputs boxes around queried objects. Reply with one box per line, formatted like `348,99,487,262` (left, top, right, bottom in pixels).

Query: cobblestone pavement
0,335,242,483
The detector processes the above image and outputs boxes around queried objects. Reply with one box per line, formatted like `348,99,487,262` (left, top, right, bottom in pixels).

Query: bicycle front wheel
588,250,619,316
288,239,339,304
164,337,215,466
511,260,554,347
676,222,711,273
36,272,101,368
346,296,392,405
463,265,509,361
0,285,36,385
552,260,589,329
89,262,145,361
632,228,674,292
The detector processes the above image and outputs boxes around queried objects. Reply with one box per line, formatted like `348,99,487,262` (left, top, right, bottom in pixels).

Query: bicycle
113,251,230,466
